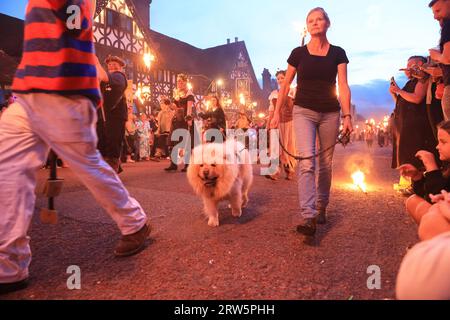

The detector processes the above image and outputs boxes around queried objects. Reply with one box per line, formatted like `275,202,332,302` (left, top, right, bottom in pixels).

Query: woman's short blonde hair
306,7,331,27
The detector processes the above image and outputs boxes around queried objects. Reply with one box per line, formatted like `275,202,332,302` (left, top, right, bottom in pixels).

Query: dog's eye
200,164,204,167
211,164,217,167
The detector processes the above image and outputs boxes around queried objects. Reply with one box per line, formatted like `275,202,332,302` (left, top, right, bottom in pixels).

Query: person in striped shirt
0,0,151,295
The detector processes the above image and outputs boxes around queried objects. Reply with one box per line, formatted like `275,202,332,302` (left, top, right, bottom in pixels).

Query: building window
106,9,133,33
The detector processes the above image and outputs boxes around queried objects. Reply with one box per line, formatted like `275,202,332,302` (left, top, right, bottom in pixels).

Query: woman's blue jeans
292,106,340,219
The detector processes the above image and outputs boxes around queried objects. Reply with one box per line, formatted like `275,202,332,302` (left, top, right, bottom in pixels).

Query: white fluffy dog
187,139,253,227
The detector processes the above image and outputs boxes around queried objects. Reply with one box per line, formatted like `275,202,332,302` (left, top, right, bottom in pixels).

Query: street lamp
143,53,155,69
239,93,246,106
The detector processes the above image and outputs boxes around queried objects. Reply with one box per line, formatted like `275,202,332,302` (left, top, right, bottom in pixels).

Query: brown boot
114,222,151,257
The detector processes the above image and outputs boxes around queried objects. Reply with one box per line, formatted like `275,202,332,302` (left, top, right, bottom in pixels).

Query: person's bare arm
95,56,109,82
430,42,450,65
187,101,193,117
338,63,353,134
89,0,97,20
271,65,296,128
391,79,428,105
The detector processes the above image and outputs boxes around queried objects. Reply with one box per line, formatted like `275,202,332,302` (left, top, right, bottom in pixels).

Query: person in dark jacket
201,96,227,142
165,108,189,172
96,55,128,173
399,120,450,241
165,74,195,172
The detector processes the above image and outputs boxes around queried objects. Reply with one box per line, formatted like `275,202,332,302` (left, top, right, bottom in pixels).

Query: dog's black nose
203,170,209,177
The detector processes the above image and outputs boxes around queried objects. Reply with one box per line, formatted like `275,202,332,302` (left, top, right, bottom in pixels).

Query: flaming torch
352,170,368,194
301,26,308,46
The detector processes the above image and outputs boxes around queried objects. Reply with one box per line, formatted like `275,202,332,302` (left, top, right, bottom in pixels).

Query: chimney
132,0,151,28
227,38,231,45
235,37,239,43
262,68,272,95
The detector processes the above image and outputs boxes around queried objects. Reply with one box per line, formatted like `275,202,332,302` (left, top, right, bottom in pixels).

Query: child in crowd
399,120,450,241
136,113,151,161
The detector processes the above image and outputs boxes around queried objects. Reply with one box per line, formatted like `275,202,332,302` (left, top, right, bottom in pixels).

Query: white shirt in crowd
396,231,450,300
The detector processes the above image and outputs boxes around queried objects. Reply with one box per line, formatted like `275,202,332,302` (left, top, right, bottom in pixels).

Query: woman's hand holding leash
342,116,353,135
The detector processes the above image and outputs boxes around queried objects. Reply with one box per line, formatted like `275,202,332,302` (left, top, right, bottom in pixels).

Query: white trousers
0,93,148,284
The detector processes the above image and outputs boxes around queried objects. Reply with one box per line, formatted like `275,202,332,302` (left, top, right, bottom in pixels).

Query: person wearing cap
429,0,450,119
0,0,151,295
96,55,129,173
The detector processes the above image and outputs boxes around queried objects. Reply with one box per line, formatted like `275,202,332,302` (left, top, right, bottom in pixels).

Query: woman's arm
89,0,97,19
186,95,195,118
268,102,275,125
392,79,428,105
430,43,450,65
187,101,193,117
338,63,353,134
389,78,399,103
95,56,109,83
271,65,296,128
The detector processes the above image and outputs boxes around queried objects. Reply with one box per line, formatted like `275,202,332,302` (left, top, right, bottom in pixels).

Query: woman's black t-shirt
174,94,195,116
287,44,349,113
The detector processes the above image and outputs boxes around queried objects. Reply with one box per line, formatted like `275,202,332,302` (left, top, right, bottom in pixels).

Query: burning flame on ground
351,170,368,193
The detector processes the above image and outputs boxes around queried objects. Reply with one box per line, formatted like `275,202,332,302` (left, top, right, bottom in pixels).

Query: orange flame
352,170,367,193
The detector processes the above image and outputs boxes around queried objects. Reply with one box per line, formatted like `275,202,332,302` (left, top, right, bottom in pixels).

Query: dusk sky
0,0,442,118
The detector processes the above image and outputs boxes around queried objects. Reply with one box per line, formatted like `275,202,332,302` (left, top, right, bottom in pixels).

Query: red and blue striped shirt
12,0,101,105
